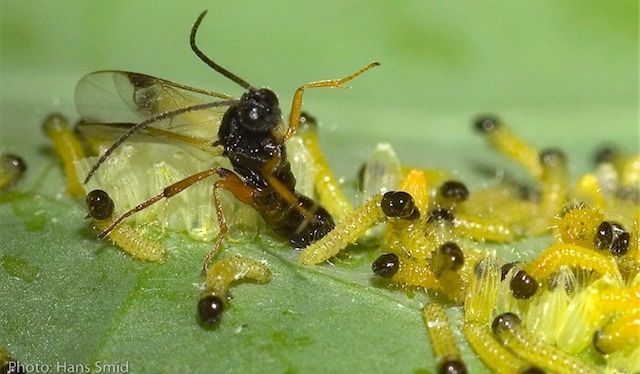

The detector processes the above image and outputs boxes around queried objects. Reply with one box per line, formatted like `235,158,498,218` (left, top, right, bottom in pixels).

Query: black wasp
76,10,378,270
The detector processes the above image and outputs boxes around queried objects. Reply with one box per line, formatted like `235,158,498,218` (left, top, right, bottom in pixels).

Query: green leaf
1,1,636,372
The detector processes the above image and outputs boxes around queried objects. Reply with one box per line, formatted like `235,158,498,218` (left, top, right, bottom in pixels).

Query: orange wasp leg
202,169,256,273
97,167,227,239
284,62,379,140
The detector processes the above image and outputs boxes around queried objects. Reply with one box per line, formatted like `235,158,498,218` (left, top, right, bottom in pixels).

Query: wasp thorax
239,88,282,132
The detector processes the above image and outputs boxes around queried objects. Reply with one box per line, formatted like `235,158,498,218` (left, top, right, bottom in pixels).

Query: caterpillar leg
197,256,271,326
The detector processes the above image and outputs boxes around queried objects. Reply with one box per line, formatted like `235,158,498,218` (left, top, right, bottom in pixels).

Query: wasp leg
284,62,379,140
44,114,167,261
197,255,271,326
202,169,255,273
42,113,86,197
98,167,227,239
86,189,167,262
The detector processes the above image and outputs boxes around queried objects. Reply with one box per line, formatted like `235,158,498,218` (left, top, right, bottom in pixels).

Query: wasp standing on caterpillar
72,10,377,324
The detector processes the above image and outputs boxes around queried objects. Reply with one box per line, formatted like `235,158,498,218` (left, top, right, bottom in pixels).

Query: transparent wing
77,122,218,156
75,70,235,142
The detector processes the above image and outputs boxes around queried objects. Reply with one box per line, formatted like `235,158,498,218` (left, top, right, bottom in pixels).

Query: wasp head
238,88,281,133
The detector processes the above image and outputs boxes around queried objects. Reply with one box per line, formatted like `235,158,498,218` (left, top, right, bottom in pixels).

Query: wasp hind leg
201,168,255,274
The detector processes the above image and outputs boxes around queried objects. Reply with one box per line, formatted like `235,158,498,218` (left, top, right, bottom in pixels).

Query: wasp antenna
191,10,255,90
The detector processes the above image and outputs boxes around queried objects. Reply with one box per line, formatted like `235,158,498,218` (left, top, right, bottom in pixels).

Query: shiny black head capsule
594,221,614,250
610,231,630,256
433,242,464,274
238,88,282,133
3,154,27,173
86,189,115,220
440,180,469,202
500,262,517,281
593,145,617,165
509,270,538,299
198,294,224,326
521,366,545,374
474,115,501,133
372,253,400,278
539,148,565,166
492,312,521,336
438,358,467,374
381,191,419,220
426,208,454,224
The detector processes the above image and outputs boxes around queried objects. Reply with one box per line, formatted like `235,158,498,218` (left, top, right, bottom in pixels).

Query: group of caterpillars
5,10,638,374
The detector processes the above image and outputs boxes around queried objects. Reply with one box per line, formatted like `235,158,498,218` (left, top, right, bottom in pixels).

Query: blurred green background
0,1,638,372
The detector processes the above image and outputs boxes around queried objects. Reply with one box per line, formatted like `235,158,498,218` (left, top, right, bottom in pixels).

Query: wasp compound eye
86,189,115,220
438,359,467,374
473,115,501,133
372,253,400,278
381,191,419,220
198,294,224,326
440,180,469,202
509,269,538,299
491,312,521,336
